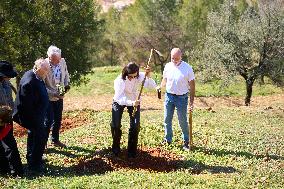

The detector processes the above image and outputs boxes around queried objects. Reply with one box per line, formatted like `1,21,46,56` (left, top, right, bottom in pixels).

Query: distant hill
98,0,135,12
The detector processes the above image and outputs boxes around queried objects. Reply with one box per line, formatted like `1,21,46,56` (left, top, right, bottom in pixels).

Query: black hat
0,61,18,78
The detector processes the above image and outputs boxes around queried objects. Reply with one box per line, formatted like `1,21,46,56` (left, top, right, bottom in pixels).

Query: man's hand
189,104,194,112
65,85,70,93
156,86,161,99
55,93,64,99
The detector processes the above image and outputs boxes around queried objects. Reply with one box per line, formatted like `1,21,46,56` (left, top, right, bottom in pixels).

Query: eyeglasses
128,73,138,79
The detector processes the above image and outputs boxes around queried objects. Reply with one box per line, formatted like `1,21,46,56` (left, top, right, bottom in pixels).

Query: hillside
98,0,135,12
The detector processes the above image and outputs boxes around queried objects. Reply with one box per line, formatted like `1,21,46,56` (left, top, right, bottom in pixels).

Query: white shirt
113,72,157,106
163,61,195,95
50,63,61,84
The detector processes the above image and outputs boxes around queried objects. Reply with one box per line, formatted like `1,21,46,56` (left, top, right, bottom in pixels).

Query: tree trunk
245,77,255,106
16,76,21,89
259,75,265,85
110,41,114,66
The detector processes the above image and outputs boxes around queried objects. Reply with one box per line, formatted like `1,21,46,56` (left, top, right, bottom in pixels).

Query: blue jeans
164,92,189,142
45,99,63,143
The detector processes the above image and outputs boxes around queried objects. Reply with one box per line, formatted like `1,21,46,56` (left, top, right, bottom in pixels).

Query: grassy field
1,66,283,188
69,66,283,97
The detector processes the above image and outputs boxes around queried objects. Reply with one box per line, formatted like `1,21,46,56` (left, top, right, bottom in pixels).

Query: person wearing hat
0,60,23,177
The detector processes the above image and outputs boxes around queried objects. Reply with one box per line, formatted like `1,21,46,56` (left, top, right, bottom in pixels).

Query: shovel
189,110,193,148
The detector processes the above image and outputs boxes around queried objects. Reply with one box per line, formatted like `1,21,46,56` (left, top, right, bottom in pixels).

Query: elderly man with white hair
13,58,50,173
44,45,70,148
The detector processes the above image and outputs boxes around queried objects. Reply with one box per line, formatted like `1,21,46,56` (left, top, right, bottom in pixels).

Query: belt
166,92,188,96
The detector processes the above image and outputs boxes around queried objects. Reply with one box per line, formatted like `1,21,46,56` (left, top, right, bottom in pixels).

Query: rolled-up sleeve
138,72,157,89
188,66,195,82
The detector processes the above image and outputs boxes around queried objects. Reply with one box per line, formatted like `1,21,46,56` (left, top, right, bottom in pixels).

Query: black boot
111,127,122,156
127,127,139,158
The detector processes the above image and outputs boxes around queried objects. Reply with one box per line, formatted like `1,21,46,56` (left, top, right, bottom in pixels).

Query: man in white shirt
112,62,157,158
160,48,195,150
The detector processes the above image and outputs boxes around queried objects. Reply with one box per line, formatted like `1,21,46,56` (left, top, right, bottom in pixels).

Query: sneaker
183,141,190,151
51,141,67,148
161,139,171,146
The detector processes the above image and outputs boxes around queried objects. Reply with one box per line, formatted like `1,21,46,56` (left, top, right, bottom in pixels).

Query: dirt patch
64,93,284,111
13,110,94,138
73,147,184,173
14,93,284,138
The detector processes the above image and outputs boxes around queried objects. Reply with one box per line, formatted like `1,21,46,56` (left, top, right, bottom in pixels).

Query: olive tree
198,0,284,105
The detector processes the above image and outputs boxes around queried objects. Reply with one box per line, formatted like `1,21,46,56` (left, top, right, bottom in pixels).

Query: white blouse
113,72,157,106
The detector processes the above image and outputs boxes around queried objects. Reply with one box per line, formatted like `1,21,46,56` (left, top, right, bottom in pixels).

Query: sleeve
46,86,58,98
44,77,58,98
188,66,195,82
163,64,168,79
113,77,133,106
136,72,157,89
62,58,70,86
144,77,157,89
20,83,37,120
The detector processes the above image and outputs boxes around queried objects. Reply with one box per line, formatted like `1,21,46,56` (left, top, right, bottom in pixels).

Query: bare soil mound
73,147,184,173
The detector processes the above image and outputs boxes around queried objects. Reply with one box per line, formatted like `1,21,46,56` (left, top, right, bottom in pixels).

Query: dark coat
13,70,49,129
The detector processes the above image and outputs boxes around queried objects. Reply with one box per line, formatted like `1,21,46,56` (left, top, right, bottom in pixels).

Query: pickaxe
132,49,153,117
132,49,163,116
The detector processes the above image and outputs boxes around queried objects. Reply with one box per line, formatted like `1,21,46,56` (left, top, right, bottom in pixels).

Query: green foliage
179,0,223,56
0,0,104,84
100,0,184,71
196,0,284,104
98,8,123,66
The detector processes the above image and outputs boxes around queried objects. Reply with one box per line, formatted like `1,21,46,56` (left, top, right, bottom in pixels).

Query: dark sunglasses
128,73,138,79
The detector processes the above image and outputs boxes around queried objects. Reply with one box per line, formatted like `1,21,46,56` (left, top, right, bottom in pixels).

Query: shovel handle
189,111,193,146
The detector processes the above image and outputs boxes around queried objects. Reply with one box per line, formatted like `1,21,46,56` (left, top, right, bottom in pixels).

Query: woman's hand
133,100,140,107
145,66,151,77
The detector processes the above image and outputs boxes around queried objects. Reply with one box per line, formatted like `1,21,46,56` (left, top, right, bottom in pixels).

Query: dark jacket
13,70,49,129
0,80,14,137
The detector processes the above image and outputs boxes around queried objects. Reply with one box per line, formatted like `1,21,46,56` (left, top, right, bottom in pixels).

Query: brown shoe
52,141,67,148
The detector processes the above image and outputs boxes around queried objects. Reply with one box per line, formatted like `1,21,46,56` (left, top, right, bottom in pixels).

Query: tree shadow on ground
192,146,284,161
24,146,238,179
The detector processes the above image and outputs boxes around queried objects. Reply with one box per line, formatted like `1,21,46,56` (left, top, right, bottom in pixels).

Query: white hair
33,58,49,72
171,48,182,56
47,45,61,57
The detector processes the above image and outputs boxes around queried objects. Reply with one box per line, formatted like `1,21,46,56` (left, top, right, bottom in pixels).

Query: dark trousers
0,128,23,176
45,99,63,143
26,122,47,168
111,102,140,156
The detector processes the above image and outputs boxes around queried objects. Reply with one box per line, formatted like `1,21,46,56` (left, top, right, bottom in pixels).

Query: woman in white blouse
111,62,157,158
